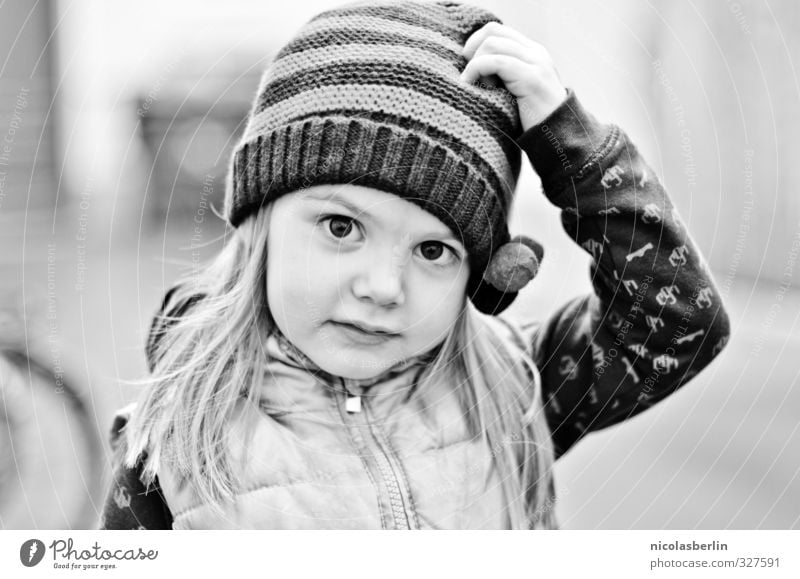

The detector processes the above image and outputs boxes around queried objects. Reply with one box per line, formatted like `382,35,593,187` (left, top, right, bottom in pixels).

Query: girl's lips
329,321,400,345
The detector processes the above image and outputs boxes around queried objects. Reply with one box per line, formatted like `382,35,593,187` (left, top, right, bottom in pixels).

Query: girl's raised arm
503,89,731,459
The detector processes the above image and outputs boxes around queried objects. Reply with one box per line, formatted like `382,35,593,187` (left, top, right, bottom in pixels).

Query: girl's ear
482,235,544,293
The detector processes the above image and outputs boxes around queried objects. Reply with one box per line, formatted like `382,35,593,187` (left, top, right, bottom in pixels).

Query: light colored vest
157,323,533,529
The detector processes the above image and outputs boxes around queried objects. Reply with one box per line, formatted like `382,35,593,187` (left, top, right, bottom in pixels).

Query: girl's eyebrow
300,189,369,221
300,189,463,245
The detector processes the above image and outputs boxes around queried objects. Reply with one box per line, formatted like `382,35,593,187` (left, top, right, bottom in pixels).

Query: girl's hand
461,22,567,132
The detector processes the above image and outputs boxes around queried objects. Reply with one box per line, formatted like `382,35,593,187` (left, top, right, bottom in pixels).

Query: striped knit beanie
225,0,544,315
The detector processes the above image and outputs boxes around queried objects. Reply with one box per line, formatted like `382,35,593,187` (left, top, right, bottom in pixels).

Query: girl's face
266,184,470,380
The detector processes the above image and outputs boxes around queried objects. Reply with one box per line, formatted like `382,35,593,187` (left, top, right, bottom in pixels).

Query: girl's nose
351,250,406,307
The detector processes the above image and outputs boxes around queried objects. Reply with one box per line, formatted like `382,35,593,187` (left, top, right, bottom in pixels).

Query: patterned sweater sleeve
98,410,174,530
504,89,731,460
99,284,204,529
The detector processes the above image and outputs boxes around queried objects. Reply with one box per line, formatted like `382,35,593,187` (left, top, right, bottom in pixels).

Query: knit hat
225,0,544,315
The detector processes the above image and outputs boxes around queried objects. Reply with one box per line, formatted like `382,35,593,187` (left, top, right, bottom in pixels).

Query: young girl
101,0,730,530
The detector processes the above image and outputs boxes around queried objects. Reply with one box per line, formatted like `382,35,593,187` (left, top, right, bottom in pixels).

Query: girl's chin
310,347,406,382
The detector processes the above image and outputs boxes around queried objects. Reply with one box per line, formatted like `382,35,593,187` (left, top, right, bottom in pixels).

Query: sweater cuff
516,88,614,195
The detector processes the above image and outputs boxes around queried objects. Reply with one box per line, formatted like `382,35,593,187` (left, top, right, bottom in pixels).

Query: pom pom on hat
482,235,544,293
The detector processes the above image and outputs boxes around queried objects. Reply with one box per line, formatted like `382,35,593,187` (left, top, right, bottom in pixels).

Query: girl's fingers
460,53,524,85
469,34,540,67
462,21,540,60
460,21,566,131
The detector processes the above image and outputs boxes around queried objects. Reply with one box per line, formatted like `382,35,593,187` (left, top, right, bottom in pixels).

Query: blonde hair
427,306,557,529
124,202,556,529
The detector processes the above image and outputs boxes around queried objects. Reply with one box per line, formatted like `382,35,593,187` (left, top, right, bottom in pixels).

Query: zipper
338,378,415,530
345,394,361,413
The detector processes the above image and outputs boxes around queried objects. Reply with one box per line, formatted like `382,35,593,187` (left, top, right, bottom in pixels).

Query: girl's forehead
293,185,461,242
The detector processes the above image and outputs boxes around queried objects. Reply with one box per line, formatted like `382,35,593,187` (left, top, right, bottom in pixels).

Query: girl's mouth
329,321,401,345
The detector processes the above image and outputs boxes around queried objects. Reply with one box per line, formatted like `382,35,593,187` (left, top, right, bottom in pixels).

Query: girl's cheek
409,268,457,299
284,235,323,265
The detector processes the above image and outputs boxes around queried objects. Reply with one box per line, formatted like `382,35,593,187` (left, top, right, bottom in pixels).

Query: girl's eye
318,218,458,265
420,241,444,261
418,241,458,266
324,215,359,239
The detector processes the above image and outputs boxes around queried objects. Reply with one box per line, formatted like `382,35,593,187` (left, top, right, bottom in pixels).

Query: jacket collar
260,327,441,413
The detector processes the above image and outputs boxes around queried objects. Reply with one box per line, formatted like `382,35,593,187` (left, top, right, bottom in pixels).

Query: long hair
124,202,556,529
124,206,274,506
419,305,557,529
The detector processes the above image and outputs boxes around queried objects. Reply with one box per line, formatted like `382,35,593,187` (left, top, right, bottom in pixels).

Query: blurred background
0,0,797,529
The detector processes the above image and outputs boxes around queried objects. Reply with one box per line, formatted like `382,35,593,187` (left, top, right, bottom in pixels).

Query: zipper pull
346,395,362,413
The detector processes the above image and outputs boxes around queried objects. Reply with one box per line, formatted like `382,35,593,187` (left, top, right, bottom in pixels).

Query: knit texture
225,0,528,314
